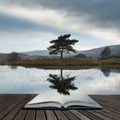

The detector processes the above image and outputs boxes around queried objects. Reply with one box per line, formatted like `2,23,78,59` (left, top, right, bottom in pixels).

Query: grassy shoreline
0,57,120,69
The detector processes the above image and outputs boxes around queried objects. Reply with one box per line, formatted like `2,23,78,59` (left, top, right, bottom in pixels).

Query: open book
24,95,102,109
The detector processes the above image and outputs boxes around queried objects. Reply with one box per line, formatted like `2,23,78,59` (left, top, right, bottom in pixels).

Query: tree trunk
60,69,63,77
61,51,63,59
60,69,63,81
61,47,63,59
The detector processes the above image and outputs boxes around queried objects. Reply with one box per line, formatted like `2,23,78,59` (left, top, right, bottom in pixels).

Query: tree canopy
7,52,20,62
47,34,78,59
100,47,111,58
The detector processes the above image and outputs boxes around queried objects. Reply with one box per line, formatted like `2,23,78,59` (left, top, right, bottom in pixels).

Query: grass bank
0,56,120,69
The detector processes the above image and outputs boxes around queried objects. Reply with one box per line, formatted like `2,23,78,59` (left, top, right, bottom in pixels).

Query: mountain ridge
0,44,119,61
21,44,120,58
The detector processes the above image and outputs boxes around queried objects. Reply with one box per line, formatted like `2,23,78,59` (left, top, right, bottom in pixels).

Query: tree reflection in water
10,65,18,70
100,67,111,77
47,69,78,95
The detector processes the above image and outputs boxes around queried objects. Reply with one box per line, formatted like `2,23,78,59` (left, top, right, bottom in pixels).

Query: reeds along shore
0,56,120,69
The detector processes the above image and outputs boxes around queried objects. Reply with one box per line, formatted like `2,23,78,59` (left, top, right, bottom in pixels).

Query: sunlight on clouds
0,1,120,52
0,5,65,27
90,28,120,43
1,5,119,38
1,4,120,44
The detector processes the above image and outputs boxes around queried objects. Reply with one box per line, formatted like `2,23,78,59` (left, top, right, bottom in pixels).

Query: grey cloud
0,12,38,30
32,0,120,29
1,0,120,29
0,12,65,34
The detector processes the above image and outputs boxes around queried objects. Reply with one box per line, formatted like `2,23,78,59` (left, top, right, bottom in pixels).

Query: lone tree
7,52,20,62
47,34,78,59
100,47,111,58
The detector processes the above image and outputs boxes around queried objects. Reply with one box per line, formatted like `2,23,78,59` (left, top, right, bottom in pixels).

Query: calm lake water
0,65,120,96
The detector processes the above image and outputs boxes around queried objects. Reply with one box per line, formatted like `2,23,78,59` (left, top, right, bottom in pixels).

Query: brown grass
1,57,120,69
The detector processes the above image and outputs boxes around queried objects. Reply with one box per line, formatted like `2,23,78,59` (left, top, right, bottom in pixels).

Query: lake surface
0,65,120,104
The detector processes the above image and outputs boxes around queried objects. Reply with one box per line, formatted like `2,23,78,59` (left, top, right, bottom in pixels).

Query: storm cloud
0,12,65,34
1,0,120,29
0,0,120,52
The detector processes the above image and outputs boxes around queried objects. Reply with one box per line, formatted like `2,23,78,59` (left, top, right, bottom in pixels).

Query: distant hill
0,44,119,62
0,53,8,61
0,53,35,62
21,50,77,58
21,44,120,59
22,50,49,56
76,44,120,58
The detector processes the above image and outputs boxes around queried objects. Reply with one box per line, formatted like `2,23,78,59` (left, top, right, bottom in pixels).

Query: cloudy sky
0,0,120,53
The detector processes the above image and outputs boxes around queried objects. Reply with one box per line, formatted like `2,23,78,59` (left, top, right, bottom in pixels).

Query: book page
25,93,102,109
24,101,62,109
63,100,102,109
